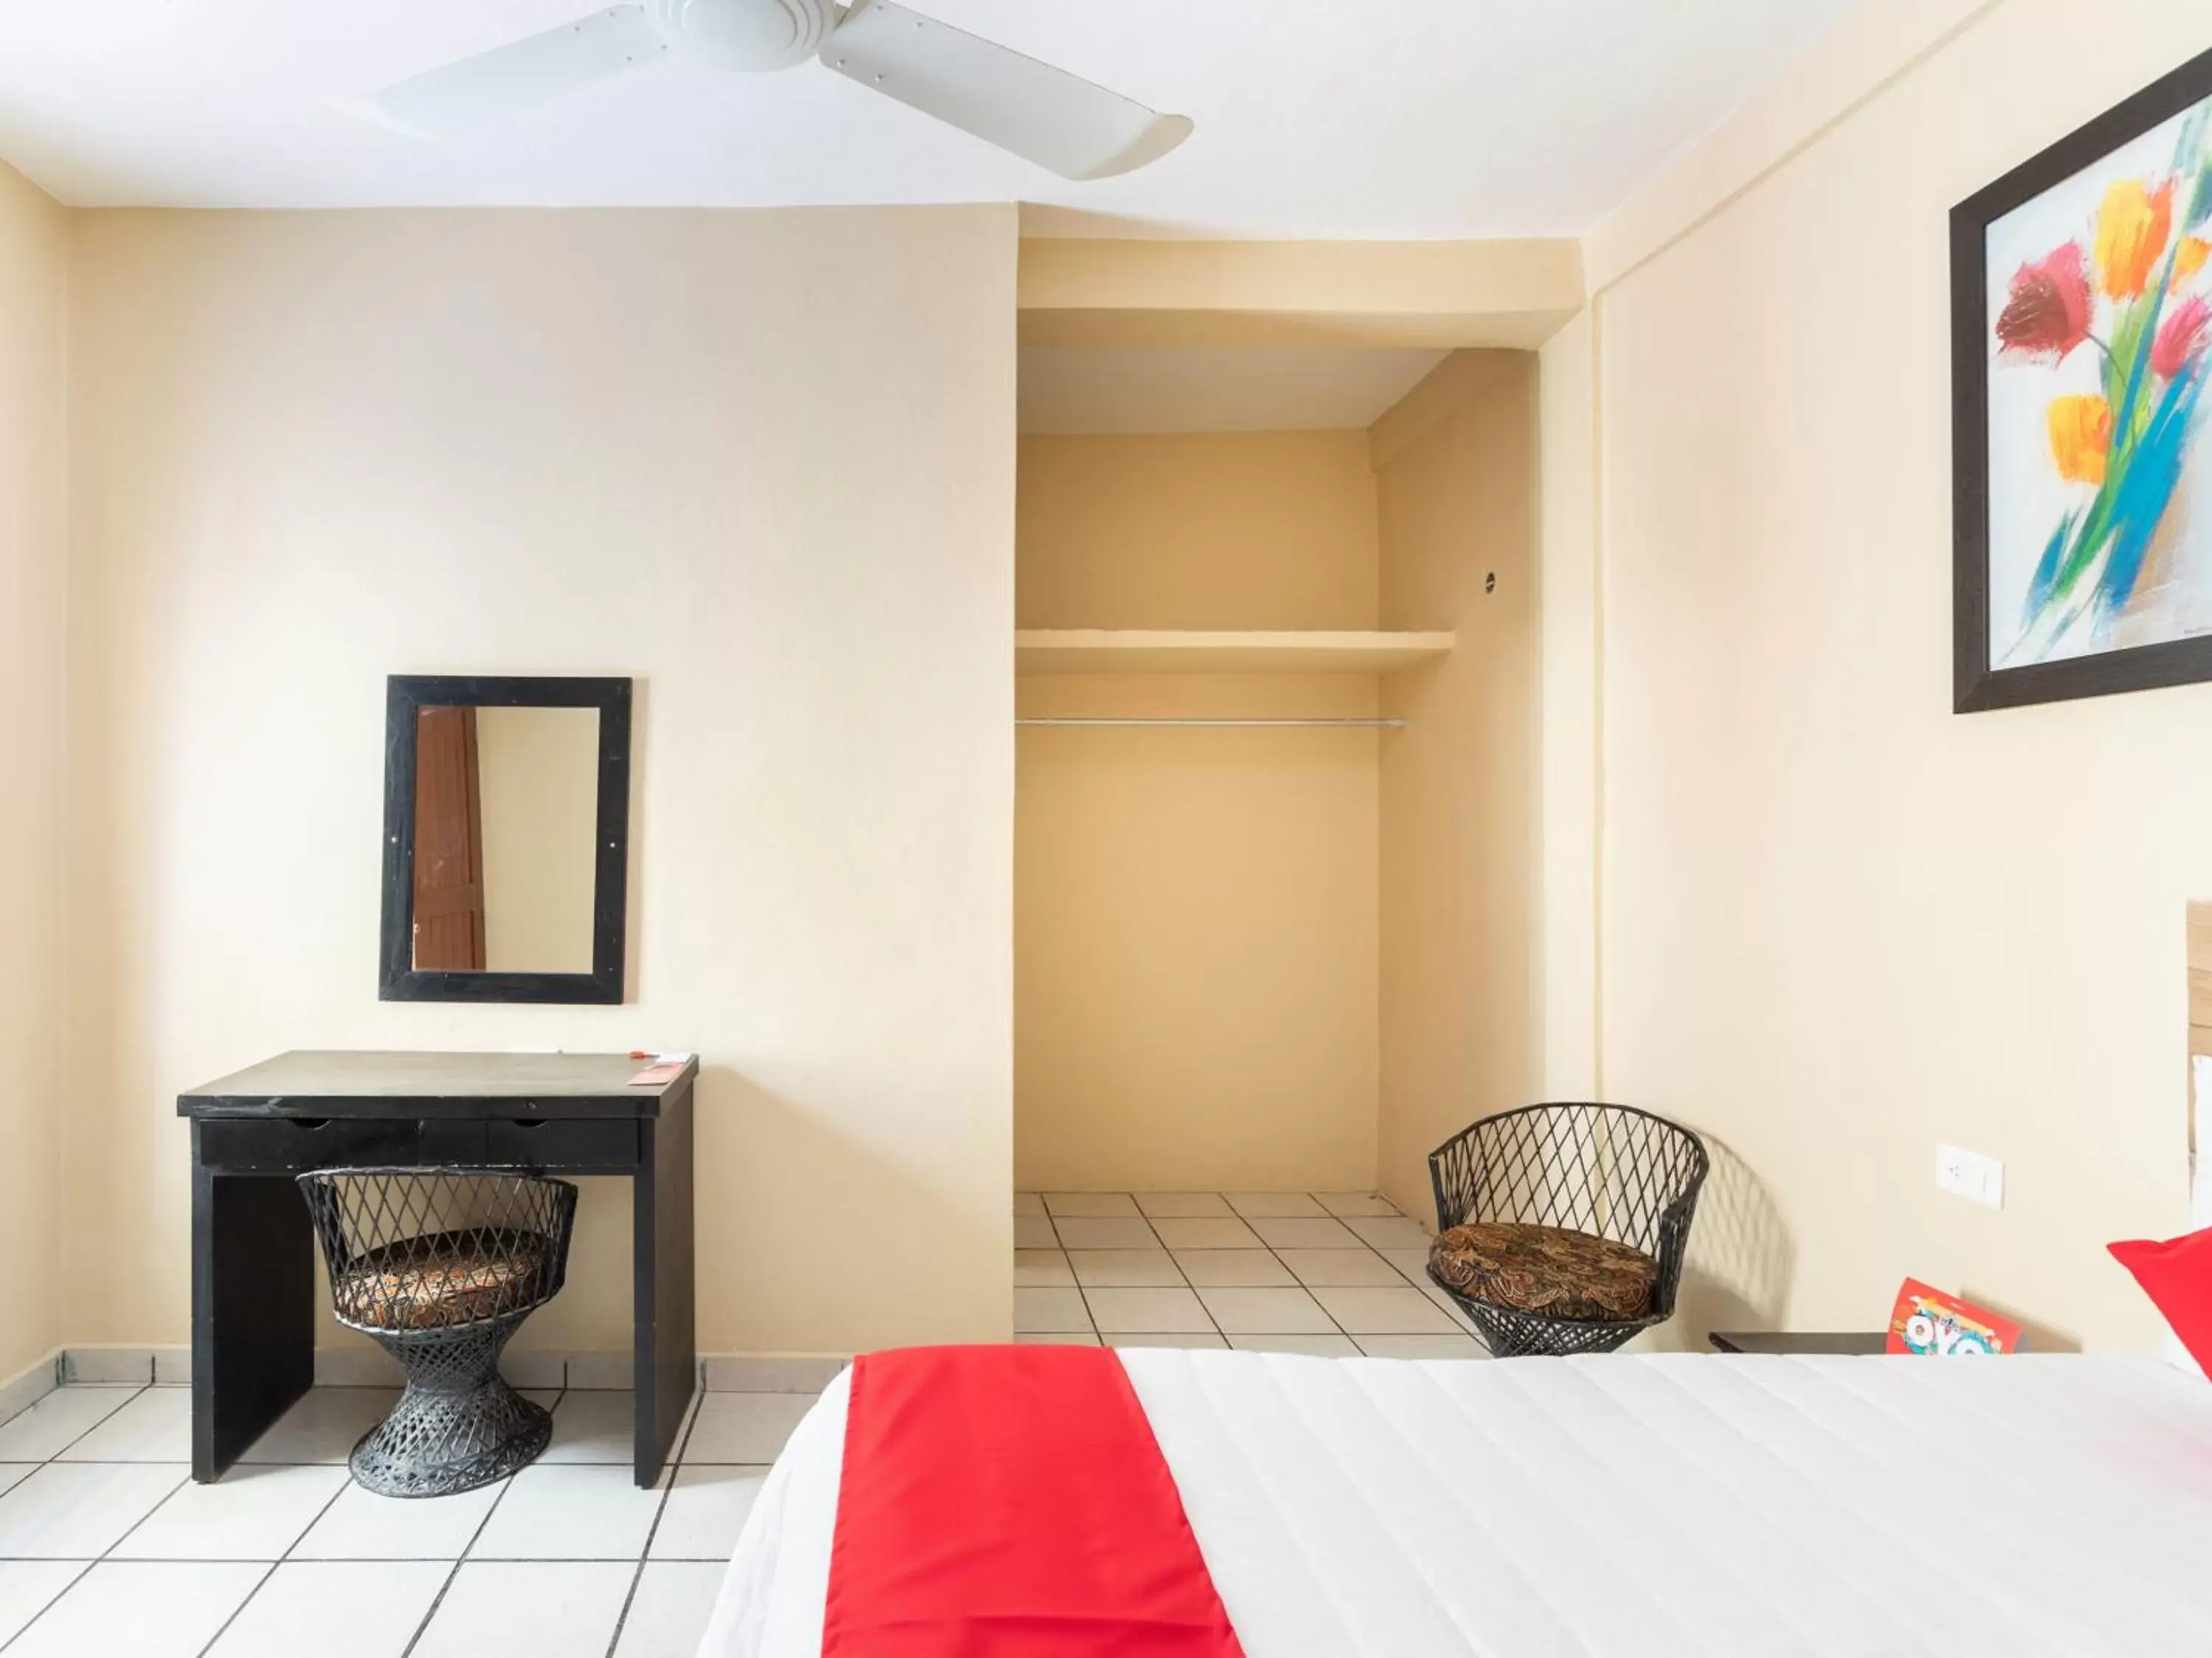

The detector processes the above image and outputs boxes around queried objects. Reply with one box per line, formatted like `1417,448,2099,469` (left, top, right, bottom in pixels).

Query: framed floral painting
1954,46,2212,712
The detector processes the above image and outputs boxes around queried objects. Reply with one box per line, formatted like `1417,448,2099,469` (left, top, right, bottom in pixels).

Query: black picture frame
1953,42,2212,713
380,675,632,1005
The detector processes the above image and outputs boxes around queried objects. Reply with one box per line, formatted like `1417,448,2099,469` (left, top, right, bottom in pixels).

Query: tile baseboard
0,1348,63,1420
63,1346,164,1385
38,1347,856,1396
562,1350,633,1391
311,1347,404,1387
701,1354,852,1393
499,1351,569,1390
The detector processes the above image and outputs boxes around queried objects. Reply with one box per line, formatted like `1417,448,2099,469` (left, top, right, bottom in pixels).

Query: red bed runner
822,1344,1246,1657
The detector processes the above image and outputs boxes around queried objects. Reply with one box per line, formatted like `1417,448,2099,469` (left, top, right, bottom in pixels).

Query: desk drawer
485,1117,639,1169
197,1117,427,1172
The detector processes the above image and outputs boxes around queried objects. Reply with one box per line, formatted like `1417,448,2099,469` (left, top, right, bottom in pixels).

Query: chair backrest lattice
1429,1103,1708,1260
297,1168,577,1335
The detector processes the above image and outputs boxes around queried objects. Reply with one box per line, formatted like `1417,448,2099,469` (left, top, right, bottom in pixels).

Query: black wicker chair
1427,1103,1708,1358
298,1168,577,1498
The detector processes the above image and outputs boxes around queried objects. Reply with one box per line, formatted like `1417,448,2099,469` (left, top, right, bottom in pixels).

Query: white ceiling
0,1,1860,234
1019,347,1446,434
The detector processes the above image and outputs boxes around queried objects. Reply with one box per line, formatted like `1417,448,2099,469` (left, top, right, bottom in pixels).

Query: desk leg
634,1085,696,1487
191,1162,315,1482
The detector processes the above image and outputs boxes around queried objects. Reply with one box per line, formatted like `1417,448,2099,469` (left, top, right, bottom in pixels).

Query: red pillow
2110,1227,2212,1375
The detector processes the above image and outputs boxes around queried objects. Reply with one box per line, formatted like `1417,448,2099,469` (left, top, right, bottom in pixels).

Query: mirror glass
411,704,601,974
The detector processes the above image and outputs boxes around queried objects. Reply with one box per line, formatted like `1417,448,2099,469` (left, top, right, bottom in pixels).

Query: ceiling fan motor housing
651,0,839,72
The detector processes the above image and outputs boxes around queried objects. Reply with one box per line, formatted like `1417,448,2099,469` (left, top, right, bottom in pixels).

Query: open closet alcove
1013,343,1543,1218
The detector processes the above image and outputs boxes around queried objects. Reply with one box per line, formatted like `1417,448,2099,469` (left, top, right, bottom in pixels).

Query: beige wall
1374,355,1543,1218
1015,236,1585,349
0,162,69,1380
34,0,2193,1367
1017,432,1381,630
1537,314,1600,1103
1566,0,2212,1350
476,704,599,976
63,206,1018,1358
1015,432,1382,1190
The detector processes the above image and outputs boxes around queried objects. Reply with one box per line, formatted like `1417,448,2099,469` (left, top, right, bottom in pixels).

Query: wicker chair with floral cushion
298,1168,577,1497
1427,1103,1708,1357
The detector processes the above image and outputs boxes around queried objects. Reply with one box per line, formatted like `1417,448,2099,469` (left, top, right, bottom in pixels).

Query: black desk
178,1050,696,1488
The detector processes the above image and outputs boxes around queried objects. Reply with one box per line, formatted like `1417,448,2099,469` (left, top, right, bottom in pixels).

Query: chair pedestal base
1459,1300,1649,1359
349,1311,549,1498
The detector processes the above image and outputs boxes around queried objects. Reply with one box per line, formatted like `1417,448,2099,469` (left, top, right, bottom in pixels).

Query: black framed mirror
380,675,632,1005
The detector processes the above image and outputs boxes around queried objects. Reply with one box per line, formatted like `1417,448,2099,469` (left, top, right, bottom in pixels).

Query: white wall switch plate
1935,1143,2004,1210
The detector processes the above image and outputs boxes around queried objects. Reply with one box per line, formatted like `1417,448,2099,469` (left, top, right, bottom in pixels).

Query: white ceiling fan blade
819,0,1192,181
341,5,668,139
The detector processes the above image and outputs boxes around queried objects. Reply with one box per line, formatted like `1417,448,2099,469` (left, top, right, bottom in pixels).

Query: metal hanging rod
1016,716,1407,729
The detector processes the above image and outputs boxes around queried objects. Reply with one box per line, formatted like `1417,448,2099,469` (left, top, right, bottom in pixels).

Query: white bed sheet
698,1350,2212,1657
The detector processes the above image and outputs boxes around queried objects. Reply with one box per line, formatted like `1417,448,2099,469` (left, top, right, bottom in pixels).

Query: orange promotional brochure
1887,1280,2024,1356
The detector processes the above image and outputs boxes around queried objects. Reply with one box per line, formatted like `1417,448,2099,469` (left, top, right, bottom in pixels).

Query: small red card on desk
626,1052,691,1086
1887,1279,2023,1355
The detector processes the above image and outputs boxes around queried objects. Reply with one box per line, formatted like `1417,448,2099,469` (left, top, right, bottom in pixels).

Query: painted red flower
1996,243,2093,360
2153,294,2211,379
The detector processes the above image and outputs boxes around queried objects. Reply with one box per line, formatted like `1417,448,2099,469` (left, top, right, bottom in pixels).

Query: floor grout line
0,1401,192,1657
1022,1193,1487,1350
0,1386,135,1443
276,1467,357,1565
15,1383,148,1462
0,1381,820,1653
87,1471,193,1564
23,1201,1456,1648
602,1384,708,1657
192,1560,282,1658
1189,1235,1225,1347
173,1449,360,1658
0,1562,94,1656
0,1555,700,1564
398,1382,560,1658
0,1385,238,1654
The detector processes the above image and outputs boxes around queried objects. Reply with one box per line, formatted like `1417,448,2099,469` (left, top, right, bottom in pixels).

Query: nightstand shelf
1708,1331,1888,1356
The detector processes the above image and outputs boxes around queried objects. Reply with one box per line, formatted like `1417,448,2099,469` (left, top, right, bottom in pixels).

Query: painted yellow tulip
2047,394,2112,485
2095,178,2174,299
2174,235,2211,289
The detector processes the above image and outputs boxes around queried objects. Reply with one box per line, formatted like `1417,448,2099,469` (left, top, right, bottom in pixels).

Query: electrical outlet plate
1935,1143,2004,1210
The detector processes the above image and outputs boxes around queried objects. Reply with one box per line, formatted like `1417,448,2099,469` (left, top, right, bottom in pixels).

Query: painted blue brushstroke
2023,510,2079,625
2098,361,2208,613
2183,108,2212,231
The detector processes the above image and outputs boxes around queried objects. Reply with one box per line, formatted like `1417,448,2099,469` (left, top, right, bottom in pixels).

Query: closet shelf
1015,629,1454,676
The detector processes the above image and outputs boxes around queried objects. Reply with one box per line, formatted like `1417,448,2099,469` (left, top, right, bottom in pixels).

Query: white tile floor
1012,1190,1489,1357
0,1195,1475,1651
0,1379,812,1657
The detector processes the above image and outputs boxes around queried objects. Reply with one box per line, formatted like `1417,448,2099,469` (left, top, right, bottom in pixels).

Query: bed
698,1345,2212,1657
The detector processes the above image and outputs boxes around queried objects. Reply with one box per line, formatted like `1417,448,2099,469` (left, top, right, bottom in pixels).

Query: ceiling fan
342,0,1194,181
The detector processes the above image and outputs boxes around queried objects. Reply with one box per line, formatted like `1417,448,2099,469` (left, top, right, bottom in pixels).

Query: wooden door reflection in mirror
412,705,486,971
380,676,631,1005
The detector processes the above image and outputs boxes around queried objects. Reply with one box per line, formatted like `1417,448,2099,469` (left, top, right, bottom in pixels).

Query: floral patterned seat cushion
1429,1221,1658,1322
331,1229,552,1331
